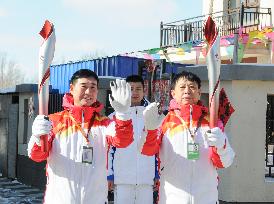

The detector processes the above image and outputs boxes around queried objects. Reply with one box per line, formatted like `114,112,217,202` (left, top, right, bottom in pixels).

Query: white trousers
114,184,153,204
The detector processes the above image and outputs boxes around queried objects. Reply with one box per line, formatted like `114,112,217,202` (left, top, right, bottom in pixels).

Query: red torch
204,16,221,128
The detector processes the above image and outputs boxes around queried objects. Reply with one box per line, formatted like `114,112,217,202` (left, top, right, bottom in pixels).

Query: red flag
218,88,235,127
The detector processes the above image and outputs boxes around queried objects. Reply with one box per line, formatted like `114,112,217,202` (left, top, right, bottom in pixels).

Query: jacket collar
169,99,208,122
62,93,103,123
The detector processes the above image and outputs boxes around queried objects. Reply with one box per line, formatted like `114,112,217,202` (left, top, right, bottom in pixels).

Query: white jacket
28,94,133,204
108,105,157,185
141,101,235,204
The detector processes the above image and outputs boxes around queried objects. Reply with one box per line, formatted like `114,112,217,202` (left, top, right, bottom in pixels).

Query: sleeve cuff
115,111,131,121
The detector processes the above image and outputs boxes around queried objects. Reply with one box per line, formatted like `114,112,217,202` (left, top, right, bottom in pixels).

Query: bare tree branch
0,52,25,89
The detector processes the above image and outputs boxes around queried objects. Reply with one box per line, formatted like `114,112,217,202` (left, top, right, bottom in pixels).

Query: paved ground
1,176,273,204
0,177,44,204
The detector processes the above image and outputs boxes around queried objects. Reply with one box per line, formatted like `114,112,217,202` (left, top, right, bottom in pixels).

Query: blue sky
0,0,202,82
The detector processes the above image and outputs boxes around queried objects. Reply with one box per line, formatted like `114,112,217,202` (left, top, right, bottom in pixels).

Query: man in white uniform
107,75,159,204
141,71,235,204
28,69,134,204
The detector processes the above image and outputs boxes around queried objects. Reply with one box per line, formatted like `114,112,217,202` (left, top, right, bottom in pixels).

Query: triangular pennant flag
225,36,234,44
226,45,234,58
179,43,192,53
147,48,162,54
246,30,259,47
176,48,185,55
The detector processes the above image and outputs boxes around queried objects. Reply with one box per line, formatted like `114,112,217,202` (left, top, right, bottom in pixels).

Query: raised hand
109,79,131,120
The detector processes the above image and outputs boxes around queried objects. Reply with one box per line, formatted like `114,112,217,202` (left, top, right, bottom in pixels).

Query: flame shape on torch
204,16,218,47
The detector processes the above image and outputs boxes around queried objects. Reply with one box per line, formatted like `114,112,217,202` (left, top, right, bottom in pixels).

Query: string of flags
120,27,274,63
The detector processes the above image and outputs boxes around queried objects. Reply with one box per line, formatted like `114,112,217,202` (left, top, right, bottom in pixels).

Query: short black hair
70,69,99,86
171,71,201,90
126,75,144,88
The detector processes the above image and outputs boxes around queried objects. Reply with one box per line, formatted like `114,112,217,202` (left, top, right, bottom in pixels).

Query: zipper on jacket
135,107,138,185
190,163,194,204
190,105,193,133
81,110,84,203
82,111,85,129
190,105,194,204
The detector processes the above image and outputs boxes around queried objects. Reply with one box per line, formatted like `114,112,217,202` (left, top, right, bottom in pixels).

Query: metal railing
160,5,272,47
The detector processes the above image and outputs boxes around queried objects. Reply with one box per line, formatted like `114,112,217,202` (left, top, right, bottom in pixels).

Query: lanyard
174,109,205,141
69,112,96,144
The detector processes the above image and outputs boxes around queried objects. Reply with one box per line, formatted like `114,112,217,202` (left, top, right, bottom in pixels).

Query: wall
7,104,18,178
0,94,19,178
0,118,8,176
257,54,271,64
218,80,274,202
17,92,35,157
202,0,242,14
0,95,10,176
16,91,47,189
202,0,224,14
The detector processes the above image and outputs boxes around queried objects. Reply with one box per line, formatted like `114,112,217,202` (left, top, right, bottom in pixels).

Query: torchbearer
28,69,134,203
38,20,56,152
138,16,235,203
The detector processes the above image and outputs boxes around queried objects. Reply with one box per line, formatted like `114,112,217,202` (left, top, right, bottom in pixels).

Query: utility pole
233,34,239,63
269,7,274,64
233,3,244,64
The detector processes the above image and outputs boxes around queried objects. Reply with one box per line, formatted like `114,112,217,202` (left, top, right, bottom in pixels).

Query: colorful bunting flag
119,27,274,63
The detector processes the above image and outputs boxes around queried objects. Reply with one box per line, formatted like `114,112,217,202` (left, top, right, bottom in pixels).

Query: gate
266,95,274,178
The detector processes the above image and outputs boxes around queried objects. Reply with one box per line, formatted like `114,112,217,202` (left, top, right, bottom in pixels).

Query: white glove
205,127,226,149
32,115,52,138
109,79,131,120
143,102,165,130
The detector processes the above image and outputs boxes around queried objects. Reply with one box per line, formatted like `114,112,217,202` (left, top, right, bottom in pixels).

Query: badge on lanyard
187,143,199,160
82,145,93,164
